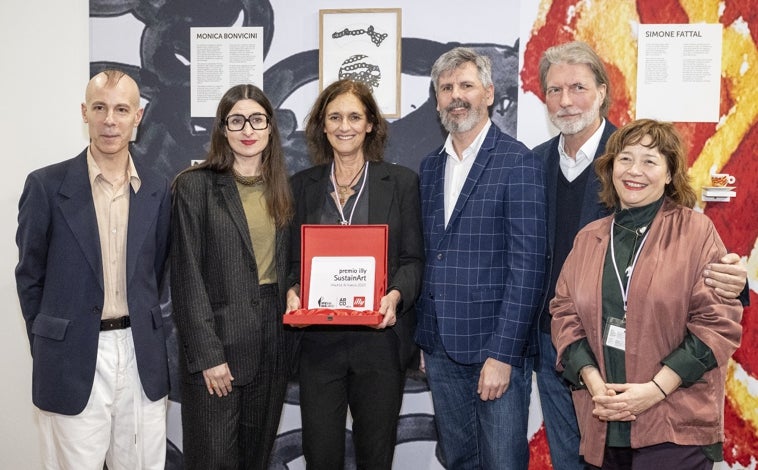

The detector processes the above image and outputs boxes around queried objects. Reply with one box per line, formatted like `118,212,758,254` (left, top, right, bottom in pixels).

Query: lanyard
609,219,650,317
330,161,368,225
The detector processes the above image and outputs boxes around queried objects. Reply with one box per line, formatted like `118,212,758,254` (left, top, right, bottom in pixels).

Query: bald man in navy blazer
15,70,170,469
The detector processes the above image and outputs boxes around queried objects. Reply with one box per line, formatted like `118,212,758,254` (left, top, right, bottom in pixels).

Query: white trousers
37,328,167,470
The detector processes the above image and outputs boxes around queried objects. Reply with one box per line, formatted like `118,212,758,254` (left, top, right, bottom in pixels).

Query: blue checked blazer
415,123,547,367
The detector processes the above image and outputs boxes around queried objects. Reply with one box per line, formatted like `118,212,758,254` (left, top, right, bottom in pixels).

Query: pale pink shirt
443,120,492,226
87,149,140,320
557,119,606,182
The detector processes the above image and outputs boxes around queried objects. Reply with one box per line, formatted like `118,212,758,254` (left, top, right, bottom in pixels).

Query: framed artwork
319,8,402,118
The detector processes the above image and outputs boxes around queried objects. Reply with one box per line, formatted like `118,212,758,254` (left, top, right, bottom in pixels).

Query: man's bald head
85,70,141,108
81,69,144,161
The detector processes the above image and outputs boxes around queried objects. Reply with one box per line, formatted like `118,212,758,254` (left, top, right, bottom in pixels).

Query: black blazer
528,121,617,357
170,168,293,385
289,161,425,368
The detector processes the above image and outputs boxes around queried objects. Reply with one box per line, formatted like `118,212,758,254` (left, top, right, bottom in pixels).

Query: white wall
0,1,89,468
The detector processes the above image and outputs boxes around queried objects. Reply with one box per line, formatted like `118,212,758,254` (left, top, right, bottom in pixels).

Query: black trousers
587,443,714,470
298,327,405,470
180,288,289,470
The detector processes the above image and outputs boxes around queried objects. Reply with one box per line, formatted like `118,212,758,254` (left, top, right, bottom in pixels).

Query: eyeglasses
224,113,269,131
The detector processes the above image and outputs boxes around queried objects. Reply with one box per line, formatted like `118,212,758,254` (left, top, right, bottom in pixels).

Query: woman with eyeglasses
170,84,295,469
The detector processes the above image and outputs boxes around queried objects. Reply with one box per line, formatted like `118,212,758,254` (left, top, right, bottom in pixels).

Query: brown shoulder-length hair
304,79,389,165
595,119,697,208
189,84,293,228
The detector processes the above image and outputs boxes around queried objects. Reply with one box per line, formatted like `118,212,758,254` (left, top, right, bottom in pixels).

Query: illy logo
353,297,366,307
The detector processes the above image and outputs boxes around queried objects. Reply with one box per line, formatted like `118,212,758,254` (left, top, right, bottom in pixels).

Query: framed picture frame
319,8,402,118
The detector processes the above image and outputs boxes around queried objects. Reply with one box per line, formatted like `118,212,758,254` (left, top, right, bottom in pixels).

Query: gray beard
550,103,601,136
440,105,484,134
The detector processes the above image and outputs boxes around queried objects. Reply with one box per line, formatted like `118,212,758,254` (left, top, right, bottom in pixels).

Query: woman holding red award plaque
171,84,295,470
286,79,424,470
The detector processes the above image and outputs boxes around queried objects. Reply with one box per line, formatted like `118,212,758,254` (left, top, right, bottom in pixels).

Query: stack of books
701,185,736,202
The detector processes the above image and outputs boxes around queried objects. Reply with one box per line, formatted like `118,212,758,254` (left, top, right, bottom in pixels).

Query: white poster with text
636,23,722,122
190,27,264,117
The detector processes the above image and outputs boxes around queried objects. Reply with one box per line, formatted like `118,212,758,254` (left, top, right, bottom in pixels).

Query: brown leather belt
100,316,131,331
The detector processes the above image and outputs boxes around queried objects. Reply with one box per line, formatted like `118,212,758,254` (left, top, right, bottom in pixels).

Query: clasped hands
588,382,665,421
582,366,680,422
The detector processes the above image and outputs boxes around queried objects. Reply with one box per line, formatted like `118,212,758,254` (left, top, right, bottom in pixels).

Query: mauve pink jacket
551,198,743,467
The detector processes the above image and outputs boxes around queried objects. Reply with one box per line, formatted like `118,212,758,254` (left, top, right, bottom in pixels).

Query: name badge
603,316,626,351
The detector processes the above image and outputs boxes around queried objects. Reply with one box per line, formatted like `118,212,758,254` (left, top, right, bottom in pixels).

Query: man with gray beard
415,47,547,469
531,40,748,470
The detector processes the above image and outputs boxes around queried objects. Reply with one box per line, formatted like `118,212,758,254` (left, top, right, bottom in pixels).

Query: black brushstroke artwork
90,1,519,467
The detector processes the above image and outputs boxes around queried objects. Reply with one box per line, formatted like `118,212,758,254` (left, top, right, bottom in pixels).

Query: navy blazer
288,161,425,369
531,122,617,336
15,148,171,415
415,124,547,367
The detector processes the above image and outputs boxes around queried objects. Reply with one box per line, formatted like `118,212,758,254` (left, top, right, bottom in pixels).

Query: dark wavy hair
190,84,293,227
304,79,388,164
595,119,697,208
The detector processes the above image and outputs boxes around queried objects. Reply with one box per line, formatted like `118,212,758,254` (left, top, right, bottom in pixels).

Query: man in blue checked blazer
415,47,547,469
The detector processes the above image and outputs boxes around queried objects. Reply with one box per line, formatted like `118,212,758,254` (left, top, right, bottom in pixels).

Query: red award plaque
283,224,388,326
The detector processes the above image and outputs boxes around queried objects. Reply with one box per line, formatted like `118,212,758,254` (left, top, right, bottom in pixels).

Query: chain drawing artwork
338,54,381,90
331,24,389,91
331,25,388,46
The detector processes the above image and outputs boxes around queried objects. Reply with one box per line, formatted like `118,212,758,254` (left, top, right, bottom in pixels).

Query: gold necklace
334,161,366,206
232,168,264,186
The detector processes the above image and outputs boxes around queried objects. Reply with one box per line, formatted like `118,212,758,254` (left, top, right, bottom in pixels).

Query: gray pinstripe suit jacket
170,167,294,386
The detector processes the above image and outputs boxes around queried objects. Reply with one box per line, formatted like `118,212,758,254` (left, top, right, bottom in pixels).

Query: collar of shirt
558,118,606,182
443,119,492,162
442,120,492,225
86,148,142,193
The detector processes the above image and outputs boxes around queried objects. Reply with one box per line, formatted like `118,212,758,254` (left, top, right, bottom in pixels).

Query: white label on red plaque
308,256,376,310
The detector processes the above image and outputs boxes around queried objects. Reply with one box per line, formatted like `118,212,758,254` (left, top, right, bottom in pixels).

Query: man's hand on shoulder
704,252,748,300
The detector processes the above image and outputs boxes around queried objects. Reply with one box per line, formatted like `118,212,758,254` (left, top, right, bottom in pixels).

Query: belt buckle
100,316,130,331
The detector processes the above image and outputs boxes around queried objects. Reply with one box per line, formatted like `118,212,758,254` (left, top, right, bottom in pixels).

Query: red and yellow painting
521,0,758,468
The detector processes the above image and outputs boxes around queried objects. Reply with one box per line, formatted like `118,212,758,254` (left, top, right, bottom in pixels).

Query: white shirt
443,120,492,226
558,119,606,182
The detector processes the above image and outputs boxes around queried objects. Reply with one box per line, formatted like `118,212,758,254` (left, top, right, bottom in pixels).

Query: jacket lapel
445,125,497,233
303,166,330,224
367,162,392,224
125,161,162,285
546,138,561,251
428,151,448,245
58,152,103,291
579,121,617,226
217,171,256,260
